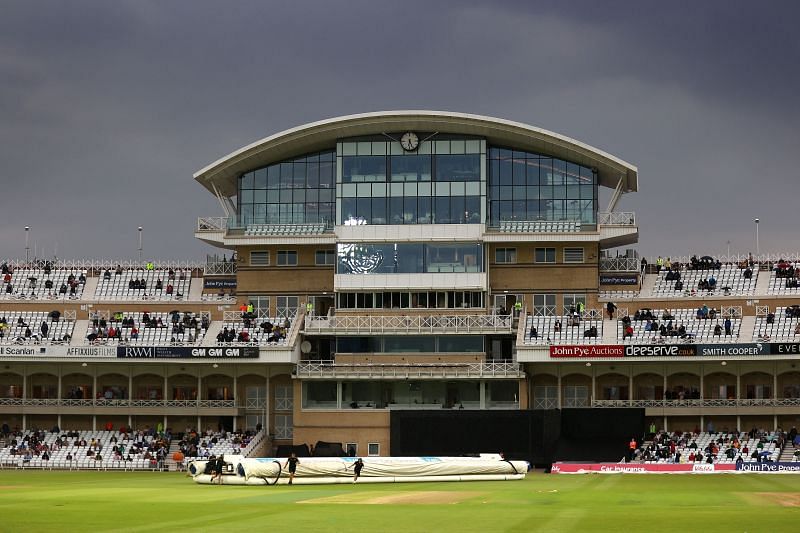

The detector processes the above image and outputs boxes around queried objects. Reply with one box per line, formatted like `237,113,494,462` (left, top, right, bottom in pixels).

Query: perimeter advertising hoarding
624,345,697,357
736,462,800,472
599,274,639,285
549,345,624,358
770,343,800,355
697,343,770,356
551,463,735,473
116,346,259,359
0,345,118,357
203,278,237,289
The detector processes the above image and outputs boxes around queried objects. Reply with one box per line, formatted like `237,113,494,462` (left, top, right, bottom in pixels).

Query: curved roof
194,110,638,197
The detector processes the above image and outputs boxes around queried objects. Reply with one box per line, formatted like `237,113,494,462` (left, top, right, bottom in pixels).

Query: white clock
400,131,419,151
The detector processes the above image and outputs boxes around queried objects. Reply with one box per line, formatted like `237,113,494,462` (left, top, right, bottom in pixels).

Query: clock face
400,132,419,151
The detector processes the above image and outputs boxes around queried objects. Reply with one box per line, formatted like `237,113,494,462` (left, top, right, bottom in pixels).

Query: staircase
602,318,619,344
778,444,797,463
755,270,771,296
201,321,223,347
70,320,89,345
638,273,658,298
739,315,756,342
81,276,99,300
187,278,204,301
163,440,184,472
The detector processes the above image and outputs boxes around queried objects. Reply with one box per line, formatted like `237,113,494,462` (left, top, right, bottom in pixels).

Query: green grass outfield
0,470,798,532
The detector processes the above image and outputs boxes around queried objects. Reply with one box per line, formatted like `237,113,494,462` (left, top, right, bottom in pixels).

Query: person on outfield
348,458,364,482
285,453,299,485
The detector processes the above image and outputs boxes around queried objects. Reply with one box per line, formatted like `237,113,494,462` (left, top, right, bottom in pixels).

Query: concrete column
591,368,596,405
128,414,132,429
128,372,133,402
57,367,62,401
480,380,486,409
737,415,741,433
700,370,704,399
265,370,270,437
58,414,62,429
22,414,26,431
628,368,634,402
774,415,778,432
736,369,741,400
663,371,667,399
23,371,27,400
663,415,668,432
233,373,238,405
197,374,202,408
92,416,96,431
557,372,562,409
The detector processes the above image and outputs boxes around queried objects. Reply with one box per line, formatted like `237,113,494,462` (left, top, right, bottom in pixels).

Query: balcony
598,211,638,248
304,314,513,335
0,398,238,409
295,360,524,379
591,398,800,408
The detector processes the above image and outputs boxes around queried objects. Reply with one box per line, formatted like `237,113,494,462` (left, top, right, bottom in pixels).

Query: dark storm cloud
0,0,798,260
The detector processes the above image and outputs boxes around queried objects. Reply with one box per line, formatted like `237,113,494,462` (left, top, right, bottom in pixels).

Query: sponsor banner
203,278,237,289
624,345,698,357
600,273,639,286
0,345,117,357
736,462,800,472
551,463,736,474
116,346,259,359
770,343,800,355
698,343,770,357
549,345,624,358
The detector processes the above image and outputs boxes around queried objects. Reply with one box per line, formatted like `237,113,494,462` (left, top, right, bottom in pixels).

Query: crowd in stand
0,311,71,343
86,311,208,344
2,262,84,299
177,427,255,459
621,306,734,342
632,426,796,464
216,308,291,344
1,425,171,467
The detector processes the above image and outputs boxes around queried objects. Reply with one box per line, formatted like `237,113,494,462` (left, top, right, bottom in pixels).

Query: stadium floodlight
24,226,30,263
138,226,143,263
754,218,760,256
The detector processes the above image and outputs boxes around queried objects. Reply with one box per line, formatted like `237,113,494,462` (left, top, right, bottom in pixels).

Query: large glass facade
337,137,486,225
487,147,597,226
237,150,335,227
335,335,484,354
337,243,483,274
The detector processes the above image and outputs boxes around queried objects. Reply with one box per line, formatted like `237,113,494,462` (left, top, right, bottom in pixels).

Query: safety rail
720,306,742,318
498,220,581,233
295,361,524,379
204,261,236,276
530,306,557,317
591,398,800,408
196,217,229,232
0,259,205,271
756,305,770,317
222,311,297,322
598,212,636,225
0,398,238,408
599,256,640,271
304,314,513,334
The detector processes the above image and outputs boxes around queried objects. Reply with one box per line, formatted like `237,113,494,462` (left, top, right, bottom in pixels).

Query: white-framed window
249,296,270,316
274,414,293,440
564,247,585,263
533,294,556,316
367,442,380,456
533,386,558,410
245,386,267,409
563,294,586,313
563,386,589,408
275,384,293,411
345,443,358,456
250,250,270,266
245,414,264,432
276,296,299,318
315,250,336,265
535,247,556,263
494,248,517,264
277,250,298,266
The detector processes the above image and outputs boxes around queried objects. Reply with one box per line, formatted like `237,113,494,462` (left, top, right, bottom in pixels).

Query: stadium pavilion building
2,111,800,460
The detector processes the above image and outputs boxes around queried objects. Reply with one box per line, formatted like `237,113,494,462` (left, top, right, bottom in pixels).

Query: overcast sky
1,0,798,261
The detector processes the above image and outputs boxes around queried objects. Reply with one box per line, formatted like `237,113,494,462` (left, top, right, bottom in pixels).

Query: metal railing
204,261,236,275
599,256,640,272
295,361,524,378
304,314,513,334
598,212,636,225
197,217,228,232
0,259,205,270
591,398,800,408
0,398,239,408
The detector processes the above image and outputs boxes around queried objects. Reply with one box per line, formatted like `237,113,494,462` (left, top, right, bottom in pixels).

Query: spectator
724,318,732,336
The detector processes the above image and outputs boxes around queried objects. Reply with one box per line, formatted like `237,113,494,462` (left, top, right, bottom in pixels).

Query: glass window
276,296,299,318
563,294,586,313
533,294,556,316
495,248,517,264
435,154,480,181
303,382,338,409
342,156,386,183
535,248,556,263
390,155,431,182
368,443,380,456
315,250,336,266
277,250,298,266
